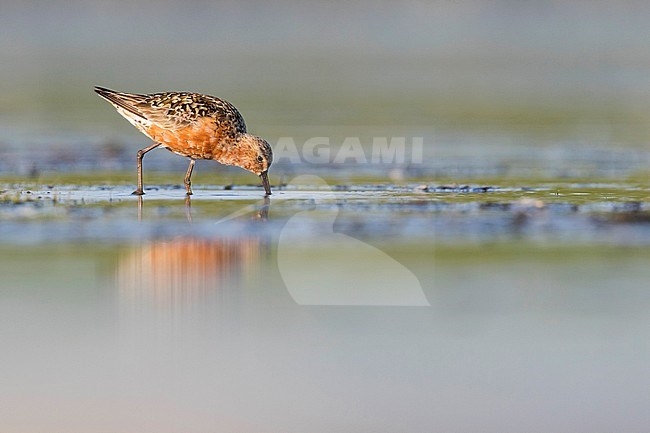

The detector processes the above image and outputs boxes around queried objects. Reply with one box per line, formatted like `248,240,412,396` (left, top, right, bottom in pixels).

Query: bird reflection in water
118,196,270,319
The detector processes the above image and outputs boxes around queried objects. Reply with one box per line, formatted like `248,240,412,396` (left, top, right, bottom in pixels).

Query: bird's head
237,134,273,195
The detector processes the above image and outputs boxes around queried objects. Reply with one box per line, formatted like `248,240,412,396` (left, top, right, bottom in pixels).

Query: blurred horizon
3,1,650,177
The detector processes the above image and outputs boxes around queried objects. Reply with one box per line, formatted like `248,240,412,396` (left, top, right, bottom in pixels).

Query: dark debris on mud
1,182,650,246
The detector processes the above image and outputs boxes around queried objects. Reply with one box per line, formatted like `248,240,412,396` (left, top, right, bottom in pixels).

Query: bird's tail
94,86,147,120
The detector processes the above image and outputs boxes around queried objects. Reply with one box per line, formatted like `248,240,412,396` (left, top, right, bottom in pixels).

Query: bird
94,86,273,196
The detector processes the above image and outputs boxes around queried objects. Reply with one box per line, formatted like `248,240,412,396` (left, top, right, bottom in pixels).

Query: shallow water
2,244,650,432
2,180,650,245
1,180,650,431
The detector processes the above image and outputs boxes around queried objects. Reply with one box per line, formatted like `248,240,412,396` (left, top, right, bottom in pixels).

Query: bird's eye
257,156,264,162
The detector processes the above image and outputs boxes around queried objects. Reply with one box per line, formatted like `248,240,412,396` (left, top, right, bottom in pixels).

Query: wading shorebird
94,86,273,196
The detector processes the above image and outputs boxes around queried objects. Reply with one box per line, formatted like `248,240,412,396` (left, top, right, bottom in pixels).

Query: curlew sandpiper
94,86,273,196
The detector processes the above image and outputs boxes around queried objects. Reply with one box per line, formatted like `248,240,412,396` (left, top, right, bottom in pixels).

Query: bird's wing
95,87,246,132
94,86,149,119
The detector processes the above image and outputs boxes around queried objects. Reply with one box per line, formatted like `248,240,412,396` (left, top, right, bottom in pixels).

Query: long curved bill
260,171,272,196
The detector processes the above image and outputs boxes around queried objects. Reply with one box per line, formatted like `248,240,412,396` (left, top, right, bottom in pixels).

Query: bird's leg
184,159,196,195
132,142,161,195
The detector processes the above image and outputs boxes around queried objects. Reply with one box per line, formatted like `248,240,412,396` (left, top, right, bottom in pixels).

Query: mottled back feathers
94,86,247,133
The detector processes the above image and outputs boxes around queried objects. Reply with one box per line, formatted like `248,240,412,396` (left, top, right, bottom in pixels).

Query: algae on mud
1,178,650,247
